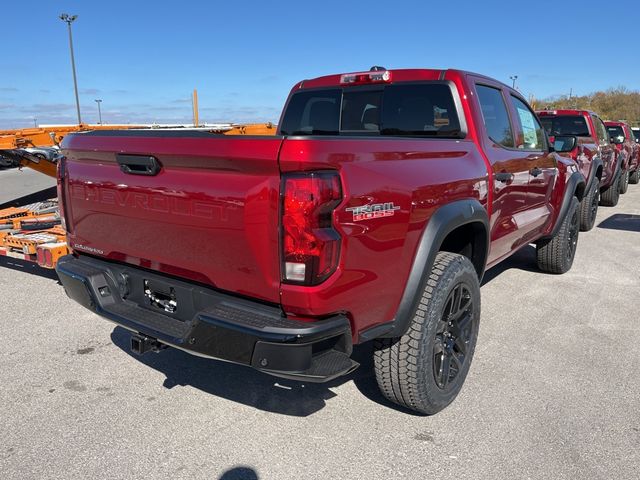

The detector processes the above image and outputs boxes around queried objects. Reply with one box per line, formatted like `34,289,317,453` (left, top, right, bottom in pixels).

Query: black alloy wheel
433,283,474,390
566,206,579,264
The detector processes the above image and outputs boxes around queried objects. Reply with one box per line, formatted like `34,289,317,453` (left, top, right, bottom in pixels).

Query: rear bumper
56,254,357,382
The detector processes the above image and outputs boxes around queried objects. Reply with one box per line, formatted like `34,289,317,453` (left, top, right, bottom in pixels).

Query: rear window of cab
279,83,463,138
539,115,590,137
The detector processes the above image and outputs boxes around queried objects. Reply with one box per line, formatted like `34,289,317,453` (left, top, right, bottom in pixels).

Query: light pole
60,13,82,125
509,75,518,89
33,117,37,128
95,99,103,125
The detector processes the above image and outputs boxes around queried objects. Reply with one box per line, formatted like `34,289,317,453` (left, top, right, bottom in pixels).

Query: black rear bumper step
56,254,357,383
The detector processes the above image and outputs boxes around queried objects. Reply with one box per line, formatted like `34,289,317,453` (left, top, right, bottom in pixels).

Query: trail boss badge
345,202,401,222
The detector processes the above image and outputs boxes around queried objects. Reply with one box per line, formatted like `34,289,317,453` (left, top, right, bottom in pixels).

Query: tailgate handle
116,154,161,176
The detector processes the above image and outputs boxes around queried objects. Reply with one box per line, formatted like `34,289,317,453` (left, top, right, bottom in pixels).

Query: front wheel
630,168,640,185
620,169,629,194
600,175,620,207
536,196,579,274
373,252,481,415
579,179,599,232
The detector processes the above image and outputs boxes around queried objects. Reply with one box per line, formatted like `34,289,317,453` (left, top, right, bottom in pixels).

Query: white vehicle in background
632,127,640,143
20,146,61,161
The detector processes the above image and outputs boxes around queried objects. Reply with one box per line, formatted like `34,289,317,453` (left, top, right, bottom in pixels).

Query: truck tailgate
61,132,284,304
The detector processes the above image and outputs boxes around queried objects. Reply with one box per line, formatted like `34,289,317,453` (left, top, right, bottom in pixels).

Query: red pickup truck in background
605,120,640,187
56,67,585,415
537,109,619,216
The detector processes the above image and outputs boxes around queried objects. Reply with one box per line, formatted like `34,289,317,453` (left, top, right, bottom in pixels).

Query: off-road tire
600,175,620,207
630,168,640,185
620,169,629,194
578,179,599,232
373,252,480,415
536,196,579,274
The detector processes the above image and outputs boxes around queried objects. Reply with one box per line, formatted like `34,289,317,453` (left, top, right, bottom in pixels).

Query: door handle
495,172,514,183
116,154,161,176
530,167,543,177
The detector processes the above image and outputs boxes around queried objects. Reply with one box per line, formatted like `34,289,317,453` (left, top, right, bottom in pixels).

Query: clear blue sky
2,0,639,129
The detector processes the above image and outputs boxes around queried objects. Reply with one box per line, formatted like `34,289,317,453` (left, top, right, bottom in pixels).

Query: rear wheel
373,252,480,415
600,175,620,207
630,168,640,185
536,196,579,274
579,179,599,232
620,169,629,194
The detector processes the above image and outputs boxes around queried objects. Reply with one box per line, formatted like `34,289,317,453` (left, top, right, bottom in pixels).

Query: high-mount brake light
340,70,391,85
282,172,342,285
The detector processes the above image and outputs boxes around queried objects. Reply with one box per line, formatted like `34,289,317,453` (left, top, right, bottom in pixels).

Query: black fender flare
358,199,489,341
544,171,585,240
611,152,623,182
584,156,603,194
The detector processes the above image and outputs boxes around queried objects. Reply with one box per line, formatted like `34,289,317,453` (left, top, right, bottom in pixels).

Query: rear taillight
282,172,342,285
44,249,53,268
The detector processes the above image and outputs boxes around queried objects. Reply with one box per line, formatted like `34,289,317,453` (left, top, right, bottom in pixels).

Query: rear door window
279,83,462,138
476,85,514,148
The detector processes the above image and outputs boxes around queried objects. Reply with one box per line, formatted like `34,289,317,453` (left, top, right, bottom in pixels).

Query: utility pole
95,99,103,125
60,13,82,125
192,89,199,127
33,118,37,128
510,75,518,89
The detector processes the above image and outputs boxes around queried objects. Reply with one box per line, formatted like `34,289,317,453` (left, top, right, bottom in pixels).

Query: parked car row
537,109,640,220
54,67,638,415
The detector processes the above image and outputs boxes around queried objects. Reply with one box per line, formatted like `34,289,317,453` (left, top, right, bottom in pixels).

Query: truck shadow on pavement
597,213,640,233
110,326,420,417
481,245,539,285
219,466,259,480
0,256,59,281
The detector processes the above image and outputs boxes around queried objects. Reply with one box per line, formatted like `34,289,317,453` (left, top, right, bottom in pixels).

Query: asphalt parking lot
1,170,639,480
0,167,55,205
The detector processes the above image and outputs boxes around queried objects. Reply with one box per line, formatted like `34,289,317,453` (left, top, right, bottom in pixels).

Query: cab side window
509,96,545,150
476,85,514,148
591,115,609,146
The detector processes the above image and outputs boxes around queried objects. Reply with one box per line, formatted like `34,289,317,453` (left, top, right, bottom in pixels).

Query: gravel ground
1,169,639,480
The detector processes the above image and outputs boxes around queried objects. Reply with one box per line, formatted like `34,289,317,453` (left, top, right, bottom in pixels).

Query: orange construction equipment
0,198,68,269
0,121,277,269
223,122,276,135
0,123,145,150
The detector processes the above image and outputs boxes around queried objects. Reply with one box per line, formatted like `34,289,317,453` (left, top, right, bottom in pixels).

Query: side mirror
552,135,577,153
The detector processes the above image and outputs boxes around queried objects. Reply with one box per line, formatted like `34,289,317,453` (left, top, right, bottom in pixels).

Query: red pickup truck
605,120,639,188
56,68,585,415
537,109,619,215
